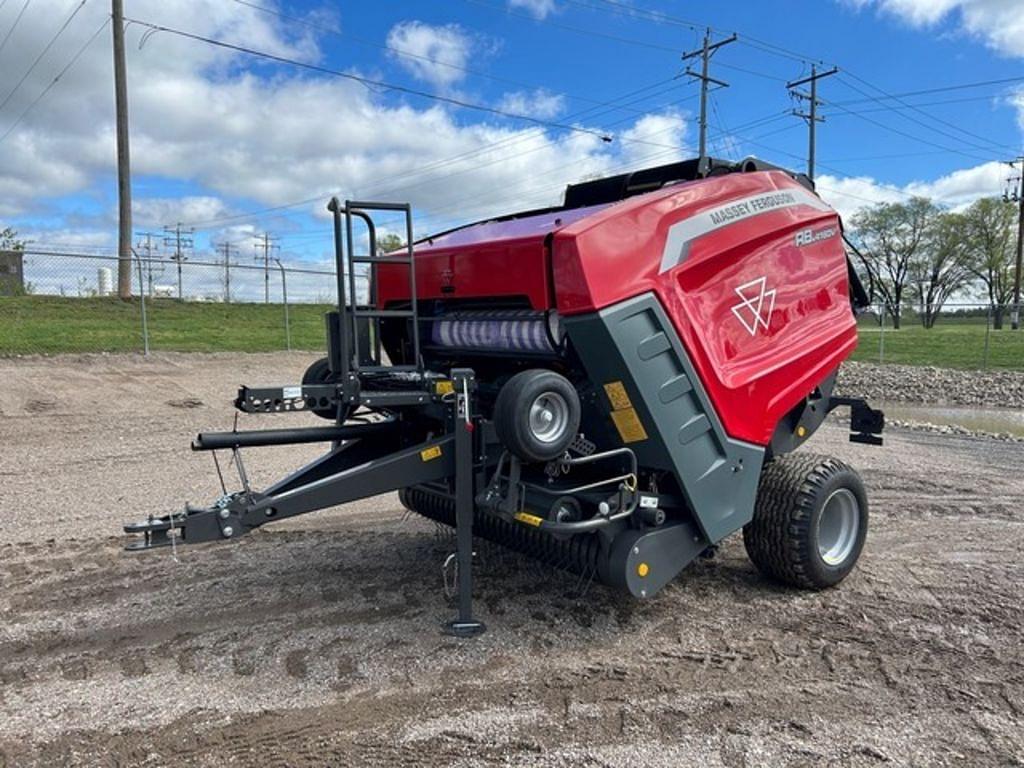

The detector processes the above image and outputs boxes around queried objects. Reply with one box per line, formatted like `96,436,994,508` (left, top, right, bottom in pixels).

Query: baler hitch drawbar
126,368,489,638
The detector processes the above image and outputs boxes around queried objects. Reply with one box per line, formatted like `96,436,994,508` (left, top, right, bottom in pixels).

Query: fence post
133,249,150,356
979,304,990,370
275,258,291,351
878,304,885,365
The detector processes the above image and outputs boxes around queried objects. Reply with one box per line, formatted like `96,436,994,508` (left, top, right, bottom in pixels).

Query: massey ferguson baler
126,157,883,636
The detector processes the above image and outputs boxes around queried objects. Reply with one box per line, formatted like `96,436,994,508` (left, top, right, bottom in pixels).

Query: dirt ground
1,353,1022,767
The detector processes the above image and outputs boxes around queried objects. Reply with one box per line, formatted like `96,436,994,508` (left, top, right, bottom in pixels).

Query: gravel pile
837,361,1024,409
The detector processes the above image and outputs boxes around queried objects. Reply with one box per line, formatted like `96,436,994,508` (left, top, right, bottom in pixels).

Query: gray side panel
565,292,764,543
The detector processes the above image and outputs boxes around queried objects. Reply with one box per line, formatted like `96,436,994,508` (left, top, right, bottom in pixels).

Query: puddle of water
881,402,1024,438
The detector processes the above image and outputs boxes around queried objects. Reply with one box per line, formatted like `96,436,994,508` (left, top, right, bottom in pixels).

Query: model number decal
794,226,837,247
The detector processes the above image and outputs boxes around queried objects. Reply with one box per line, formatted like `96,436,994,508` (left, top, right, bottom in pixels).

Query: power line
123,16,615,143
181,77,686,229
827,75,1024,107
230,0,667,120
836,71,1019,157
0,0,32,58
0,0,90,117
0,16,108,146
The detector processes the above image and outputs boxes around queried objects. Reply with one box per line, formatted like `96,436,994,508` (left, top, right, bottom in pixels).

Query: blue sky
1,0,1023,270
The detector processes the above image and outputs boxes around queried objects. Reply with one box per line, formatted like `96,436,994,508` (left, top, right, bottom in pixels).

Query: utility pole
112,0,133,299
135,231,161,297
254,233,278,304
787,64,838,182
682,29,736,176
215,241,238,303
163,223,193,300
1006,157,1024,330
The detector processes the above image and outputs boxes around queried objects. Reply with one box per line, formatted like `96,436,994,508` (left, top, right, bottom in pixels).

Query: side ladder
328,198,422,375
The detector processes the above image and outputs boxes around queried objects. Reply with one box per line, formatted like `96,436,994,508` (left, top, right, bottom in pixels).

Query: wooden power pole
1010,157,1024,331
682,30,736,176
112,0,133,299
787,64,838,182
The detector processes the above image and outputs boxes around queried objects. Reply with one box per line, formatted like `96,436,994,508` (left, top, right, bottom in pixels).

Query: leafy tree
962,197,1016,329
849,197,938,329
910,211,973,328
377,233,405,253
1,226,25,251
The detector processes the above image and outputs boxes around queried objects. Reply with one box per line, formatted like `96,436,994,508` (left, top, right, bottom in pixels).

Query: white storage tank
97,267,113,296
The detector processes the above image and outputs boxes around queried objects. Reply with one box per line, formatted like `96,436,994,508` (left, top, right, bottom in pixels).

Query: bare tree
962,197,1016,329
849,197,938,329
910,211,973,328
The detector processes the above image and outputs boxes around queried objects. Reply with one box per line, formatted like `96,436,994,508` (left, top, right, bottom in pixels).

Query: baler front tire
743,454,868,590
494,369,580,463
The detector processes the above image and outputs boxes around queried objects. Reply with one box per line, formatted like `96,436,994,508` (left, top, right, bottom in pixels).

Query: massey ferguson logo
794,226,837,247
440,267,455,293
731,277,776,336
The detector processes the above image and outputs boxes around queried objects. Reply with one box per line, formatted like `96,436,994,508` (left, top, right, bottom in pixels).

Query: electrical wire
183,77,688,228
0,0,33,58
230,0,670,120
122,16,617,143
0,16,108,146
0,0,91,116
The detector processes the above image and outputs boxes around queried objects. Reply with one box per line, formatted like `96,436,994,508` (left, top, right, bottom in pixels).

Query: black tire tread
494,369,580,463
743,453,863,590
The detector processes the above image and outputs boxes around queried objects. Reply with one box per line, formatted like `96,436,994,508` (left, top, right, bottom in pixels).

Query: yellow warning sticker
435,380,455,395
514,511,544,527
604,381,633,411
420,445,442,462
611,407,649,443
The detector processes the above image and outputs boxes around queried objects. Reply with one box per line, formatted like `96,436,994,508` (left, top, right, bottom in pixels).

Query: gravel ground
2,352,1023,767
837,361,1024,408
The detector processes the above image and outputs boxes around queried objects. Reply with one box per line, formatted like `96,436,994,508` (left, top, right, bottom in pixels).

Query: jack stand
443,368,486,639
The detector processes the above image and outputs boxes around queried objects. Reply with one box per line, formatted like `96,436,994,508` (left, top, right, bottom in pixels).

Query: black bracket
830,396,885,446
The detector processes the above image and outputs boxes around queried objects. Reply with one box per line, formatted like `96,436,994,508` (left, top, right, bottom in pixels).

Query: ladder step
350,256,412,264
354,309,416,318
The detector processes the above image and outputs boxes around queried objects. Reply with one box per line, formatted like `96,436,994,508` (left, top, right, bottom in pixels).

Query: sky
1,0,1024,278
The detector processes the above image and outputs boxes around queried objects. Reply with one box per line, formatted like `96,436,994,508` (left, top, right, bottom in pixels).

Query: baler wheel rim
817,488,860,566
529,392,571,444
493,369,581,463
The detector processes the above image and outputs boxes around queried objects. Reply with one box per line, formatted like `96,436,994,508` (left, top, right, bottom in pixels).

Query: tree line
849,197,1019,330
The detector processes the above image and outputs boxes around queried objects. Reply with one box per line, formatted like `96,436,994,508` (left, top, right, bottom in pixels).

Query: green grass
2,296,1022,370
0,295,333,354
852,317,1024,370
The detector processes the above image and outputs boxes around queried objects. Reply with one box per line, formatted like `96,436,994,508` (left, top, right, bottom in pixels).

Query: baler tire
494,369,580,464
743,453,868,590
301,357,348,421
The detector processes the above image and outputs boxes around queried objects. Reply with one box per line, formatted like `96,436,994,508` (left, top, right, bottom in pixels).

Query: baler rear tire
743,453,868,590
494,369,580,463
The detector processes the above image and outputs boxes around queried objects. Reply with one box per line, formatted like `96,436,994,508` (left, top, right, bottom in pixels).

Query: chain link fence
854,303,1023,370
1,247,1022,369
0,248,371,355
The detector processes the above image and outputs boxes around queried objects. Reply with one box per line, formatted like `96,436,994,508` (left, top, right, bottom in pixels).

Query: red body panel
378,171,857,447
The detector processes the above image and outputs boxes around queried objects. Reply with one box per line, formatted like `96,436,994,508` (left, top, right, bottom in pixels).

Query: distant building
0,250,24,296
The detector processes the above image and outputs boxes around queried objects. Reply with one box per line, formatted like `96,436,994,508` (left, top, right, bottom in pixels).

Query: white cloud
620,111,688,166
497,89,566,119
132,196,229,228
385,21,474,88
509,0,558,20
816,160,1007,220
0,0,698,244
843,0,1024,57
